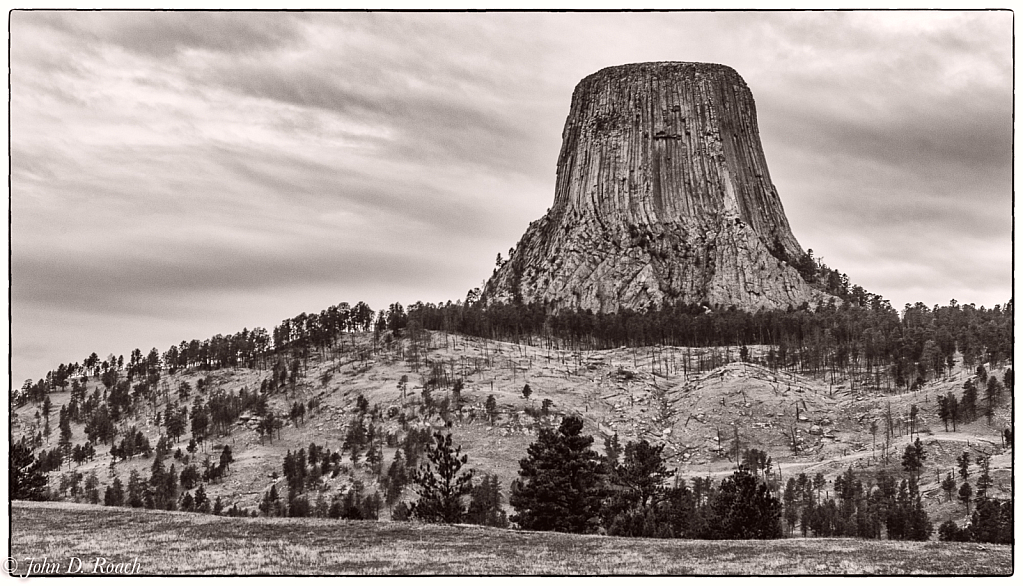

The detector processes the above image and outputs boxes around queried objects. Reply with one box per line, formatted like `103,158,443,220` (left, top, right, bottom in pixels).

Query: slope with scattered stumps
12,330,1011,536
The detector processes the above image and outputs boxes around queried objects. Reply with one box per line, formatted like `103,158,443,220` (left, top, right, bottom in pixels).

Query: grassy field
8,501,1012,575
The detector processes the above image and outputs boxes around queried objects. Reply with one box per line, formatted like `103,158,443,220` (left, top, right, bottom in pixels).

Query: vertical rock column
486,62,829,312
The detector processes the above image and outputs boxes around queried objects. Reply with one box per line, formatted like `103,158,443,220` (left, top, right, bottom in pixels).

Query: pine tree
936,394,949,431
509,415,605,533
947,392,960,431
984,377,1003,423
905,495,933,541
194,483,210,514
219,445,234,473
975,455,992,499
958,481,973,515
10,441,48,500
466,473,509,528
602,439,675,536
711,466,783,539
957,451,971,481
940,472,956,503
901,438,926,479
259,484,281,517
452,379,464,409
84,470,101,504
485,394,498,424
970,497,1007,544
385,449,408,504
961,380,978,421
782,477,799,536
408,432,474,523
366,440,384,476
603,432,623,469
976,364,988,382
104,476,125,507
150,452,169,509
127,470,145,508
938,519,964,542
812,472,825,504
613,439,674,510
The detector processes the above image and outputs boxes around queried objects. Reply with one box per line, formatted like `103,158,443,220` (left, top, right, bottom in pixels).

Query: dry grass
10,501,1012,576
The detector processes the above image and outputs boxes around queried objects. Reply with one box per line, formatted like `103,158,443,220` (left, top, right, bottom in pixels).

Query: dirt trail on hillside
676,430,1008,481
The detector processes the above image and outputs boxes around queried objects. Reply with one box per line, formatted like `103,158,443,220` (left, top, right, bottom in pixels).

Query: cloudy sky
9,10,1013,385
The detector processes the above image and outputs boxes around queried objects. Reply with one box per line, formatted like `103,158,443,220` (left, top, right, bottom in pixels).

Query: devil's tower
485,62,830,312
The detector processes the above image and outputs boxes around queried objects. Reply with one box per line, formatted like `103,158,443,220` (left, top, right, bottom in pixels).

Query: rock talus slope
486,62,829,312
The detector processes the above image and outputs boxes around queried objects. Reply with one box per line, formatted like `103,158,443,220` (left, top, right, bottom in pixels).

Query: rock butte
485,61,831,312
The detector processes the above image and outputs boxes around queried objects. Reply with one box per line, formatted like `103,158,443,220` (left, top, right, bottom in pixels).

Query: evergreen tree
603,432,623,469
466,473,509,528
957,451,971,481
940,472,956,503
127,470,145,508
408,432,474,523
611,440,673,510
194,483,210,513
961,380,978,421
509,415,605,533
958,481,973,515
970,497,1008,544
385,449,409,504
938,519,964,542
10,441,48,500
150,452,169,509
782,477,799,535
984,377,1003,423
259,484,281,517
485,395,498,424
104,476,125,507
366,440,384,476
710,466,783,539
900,438,926,479
452,379,464,408
219,445,234,474
946,392,960,431
601,439,675,536
180,464,200,490
84,470,101,504
975,455,992,499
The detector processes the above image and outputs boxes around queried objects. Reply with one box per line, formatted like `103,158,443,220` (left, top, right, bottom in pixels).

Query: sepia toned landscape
8,10,1013,577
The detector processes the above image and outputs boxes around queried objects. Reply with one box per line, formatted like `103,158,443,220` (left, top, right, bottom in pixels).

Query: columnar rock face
485,62,830,312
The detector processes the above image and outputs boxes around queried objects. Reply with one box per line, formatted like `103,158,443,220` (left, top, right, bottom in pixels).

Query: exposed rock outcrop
485,62,830,312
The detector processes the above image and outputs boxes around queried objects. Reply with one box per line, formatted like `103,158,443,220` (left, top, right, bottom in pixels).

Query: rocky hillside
13,330,1012,524
485,62,831,312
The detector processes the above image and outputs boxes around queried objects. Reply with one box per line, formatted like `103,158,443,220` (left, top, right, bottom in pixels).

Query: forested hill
410,298,1011,391
15,297,1012,405
9,291,1013,548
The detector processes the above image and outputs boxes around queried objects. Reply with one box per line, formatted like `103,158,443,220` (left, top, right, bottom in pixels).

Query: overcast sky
8,10,1013,385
